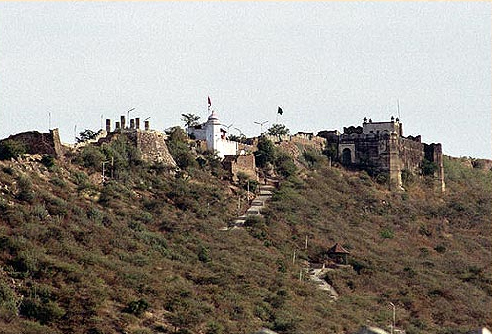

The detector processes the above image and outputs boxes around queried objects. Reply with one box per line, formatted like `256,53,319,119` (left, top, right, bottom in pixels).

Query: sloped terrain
0,142,489,334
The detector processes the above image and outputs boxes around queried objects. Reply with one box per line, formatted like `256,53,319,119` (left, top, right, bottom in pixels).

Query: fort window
342,148,352,165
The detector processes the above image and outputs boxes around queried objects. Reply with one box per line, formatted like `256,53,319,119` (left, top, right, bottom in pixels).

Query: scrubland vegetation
0,135,489,334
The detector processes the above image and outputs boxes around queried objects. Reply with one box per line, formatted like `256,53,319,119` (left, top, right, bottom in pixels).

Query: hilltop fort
0,110,444,191
319,117,445,191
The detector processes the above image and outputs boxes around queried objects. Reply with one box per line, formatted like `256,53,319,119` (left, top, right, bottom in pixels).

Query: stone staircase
222,179,277,230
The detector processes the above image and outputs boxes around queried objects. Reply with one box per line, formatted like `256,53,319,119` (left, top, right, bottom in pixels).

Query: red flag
208,96,211,107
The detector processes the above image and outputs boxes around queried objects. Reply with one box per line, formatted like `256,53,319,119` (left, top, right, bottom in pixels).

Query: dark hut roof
328,243,350,254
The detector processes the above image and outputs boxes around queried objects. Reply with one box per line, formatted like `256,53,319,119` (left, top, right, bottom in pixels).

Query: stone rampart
1,129,65,158
125,130,177,167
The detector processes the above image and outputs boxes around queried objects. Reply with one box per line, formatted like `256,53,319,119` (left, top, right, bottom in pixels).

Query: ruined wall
339,133,386,170
399,138,425,174
1,129,65,158
222,154,257,181
424,143,445,191
263,134,325,155
126,130,177,167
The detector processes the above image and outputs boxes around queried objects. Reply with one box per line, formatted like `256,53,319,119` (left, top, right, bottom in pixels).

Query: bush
401,168,415,187
205,321,224,334
40,155,55,168
166,127,197,170
20,298,65,324
275,153,297,178
422,158,438,176
17,175,35,202
123,299,149,316
78,145,105,170
375,173,388,185
0,140,26,160
322,142,338,161
302,150,325,169
197,245,211,263
237,172,258,193
380,228,394,239
0,279,19,320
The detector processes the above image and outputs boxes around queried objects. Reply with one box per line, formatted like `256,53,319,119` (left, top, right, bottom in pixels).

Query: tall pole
397,99,400,119
247,180,250,201
102,161,107,183
126,108,135,129
111,157,114,179
389,302,395,334
48,111,51,130
238,195,241,215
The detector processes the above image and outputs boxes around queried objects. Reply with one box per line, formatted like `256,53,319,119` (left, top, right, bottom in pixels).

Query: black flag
277,106,283,115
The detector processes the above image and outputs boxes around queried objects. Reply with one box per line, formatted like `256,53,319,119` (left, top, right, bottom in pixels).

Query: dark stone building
319,118,445,191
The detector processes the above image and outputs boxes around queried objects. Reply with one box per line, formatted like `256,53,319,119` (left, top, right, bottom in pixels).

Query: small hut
327,243,350,265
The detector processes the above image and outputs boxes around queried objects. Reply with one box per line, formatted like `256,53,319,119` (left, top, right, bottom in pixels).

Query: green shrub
401,168,415,187
422,158,438,176
302,149,325,169
20,298,65,324
197,245,211,263
322,142,338,161
275,153,297,178
166,127,197,170
123,299,149,316
40,155,55,168
205,321,224,334
78,145,105,170
17,175,35,202
434,244,446,253
375,173,388,185
380,228,394,239
0,279,19,320
0,140,26,160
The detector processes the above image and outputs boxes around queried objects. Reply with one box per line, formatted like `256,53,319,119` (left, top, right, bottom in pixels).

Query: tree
227,134,247,144
181,114,201,128
322,142,338,162
267,123,290,138
254,137,275,168
166,127,198,170
76,129,98,143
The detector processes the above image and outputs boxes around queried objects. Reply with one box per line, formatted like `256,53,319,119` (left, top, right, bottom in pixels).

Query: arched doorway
342,148,352,165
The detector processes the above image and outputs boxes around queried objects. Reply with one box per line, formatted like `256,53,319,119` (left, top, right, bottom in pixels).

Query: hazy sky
0,2,490,158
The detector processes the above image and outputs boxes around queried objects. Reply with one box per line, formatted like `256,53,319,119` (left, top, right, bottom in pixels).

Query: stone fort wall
326,120,445,191
1,129,65,158
97,130,176,168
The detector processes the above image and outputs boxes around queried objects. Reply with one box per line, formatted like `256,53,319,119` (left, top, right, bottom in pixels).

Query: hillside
0,137,490,334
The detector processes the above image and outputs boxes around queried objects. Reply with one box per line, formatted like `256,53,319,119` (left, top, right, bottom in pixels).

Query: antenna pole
397,99,401,119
